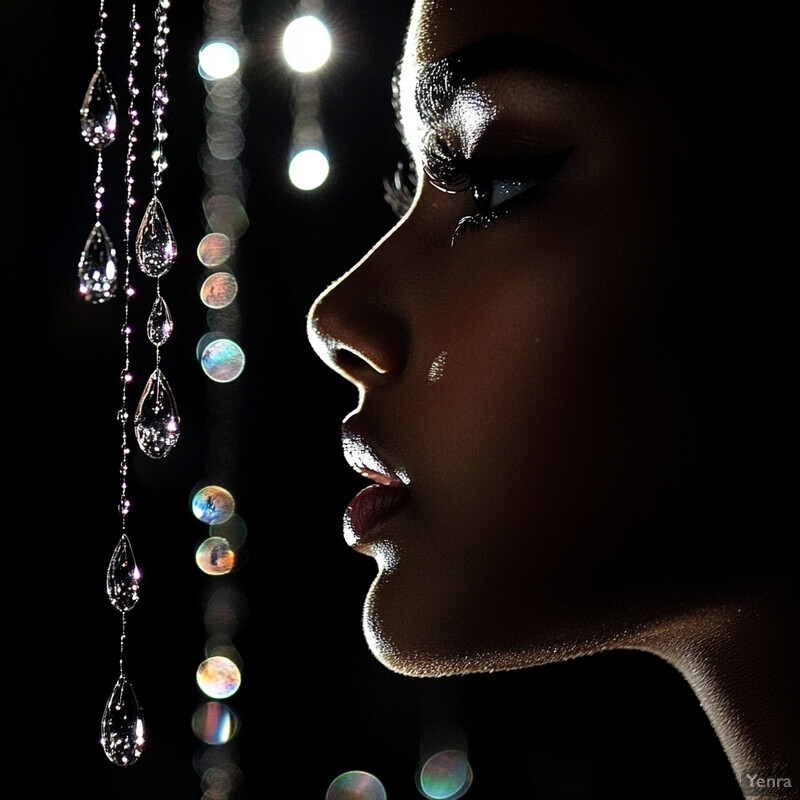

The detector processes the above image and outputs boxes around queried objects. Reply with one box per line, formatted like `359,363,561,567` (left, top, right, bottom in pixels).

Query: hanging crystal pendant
101,674,145,766
136,196,178,277
107,535,141,613
134,368,180,458
80,68,119,150
146,296,174,345
78,221,118,303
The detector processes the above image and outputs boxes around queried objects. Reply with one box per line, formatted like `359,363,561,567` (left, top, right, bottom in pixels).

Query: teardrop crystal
146,296,173,345
101,674,145,766
106,534,141,613
136,197,177,277
134,368,180,458
78,221,118,303
80,69,118,150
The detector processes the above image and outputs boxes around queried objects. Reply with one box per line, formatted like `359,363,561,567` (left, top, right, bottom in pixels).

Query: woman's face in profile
309,0,705,676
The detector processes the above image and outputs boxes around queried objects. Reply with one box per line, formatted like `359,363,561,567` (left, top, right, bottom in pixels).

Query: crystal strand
78,0,119,303
135,0,180,459
119,6,142,514
102,4,146,768
101,605,145,766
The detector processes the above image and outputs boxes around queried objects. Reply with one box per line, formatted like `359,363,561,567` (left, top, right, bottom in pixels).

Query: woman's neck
643,592,798,798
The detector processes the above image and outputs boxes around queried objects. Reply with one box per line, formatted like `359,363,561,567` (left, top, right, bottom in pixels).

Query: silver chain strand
100,2,146,768
120,6,142,524
92,0,108,227
78,0,120,303
133,0,180,461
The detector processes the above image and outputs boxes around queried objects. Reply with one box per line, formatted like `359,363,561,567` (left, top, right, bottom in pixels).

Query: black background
4,1,743,797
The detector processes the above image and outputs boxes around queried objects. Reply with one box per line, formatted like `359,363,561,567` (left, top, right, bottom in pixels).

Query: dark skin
307,0,798,794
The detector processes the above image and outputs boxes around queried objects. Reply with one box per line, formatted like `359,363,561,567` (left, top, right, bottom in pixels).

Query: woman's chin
359,569,597,678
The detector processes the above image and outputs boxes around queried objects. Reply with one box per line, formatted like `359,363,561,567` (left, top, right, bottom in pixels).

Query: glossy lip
342,423,410,546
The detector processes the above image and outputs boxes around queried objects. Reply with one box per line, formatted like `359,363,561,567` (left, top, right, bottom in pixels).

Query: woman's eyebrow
411,34,615,128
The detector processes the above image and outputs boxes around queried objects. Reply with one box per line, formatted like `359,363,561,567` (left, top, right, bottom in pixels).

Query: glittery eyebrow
412,34,616,130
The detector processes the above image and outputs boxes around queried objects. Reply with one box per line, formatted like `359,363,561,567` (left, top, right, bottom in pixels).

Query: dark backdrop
4,1,741,798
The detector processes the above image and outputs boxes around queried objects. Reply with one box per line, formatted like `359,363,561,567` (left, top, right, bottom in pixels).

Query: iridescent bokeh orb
196,537,235,575
196,232,231,267
418,750,473,800
325,771,387,800
196,656,241,699
200,337,245,383
191,485,235,525
191,700,240,744
200,271,238,309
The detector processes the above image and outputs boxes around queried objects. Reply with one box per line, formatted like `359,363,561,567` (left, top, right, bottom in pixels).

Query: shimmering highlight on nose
428,350,448,382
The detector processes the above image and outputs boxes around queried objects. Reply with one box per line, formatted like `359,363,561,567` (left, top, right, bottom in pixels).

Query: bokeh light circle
196,537,235,575
203,193,249,239
289,148,329,190
200,337,245,383
211,515,247,551
196,232,231,267
191,485,235,525
200,271,238,309
196,656,241,699
198,41,240,80
325,770,387,800
191,701,240,745
418,750,473,799
283,15,331,72
205,590,248,638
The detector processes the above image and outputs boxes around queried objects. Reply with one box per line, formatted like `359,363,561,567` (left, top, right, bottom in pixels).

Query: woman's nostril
336,347,385,379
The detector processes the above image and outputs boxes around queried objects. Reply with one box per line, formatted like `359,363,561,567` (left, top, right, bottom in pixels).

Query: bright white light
198,41,241,80
282,16,331,72
289,149,329,190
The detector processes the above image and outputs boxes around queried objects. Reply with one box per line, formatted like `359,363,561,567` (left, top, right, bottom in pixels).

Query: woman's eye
422,144,573,240
468,148,572,216
471,177,545,213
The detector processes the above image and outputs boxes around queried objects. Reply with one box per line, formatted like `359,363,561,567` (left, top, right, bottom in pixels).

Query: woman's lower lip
343,484,410,546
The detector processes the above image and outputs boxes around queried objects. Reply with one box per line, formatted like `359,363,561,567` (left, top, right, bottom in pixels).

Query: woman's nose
306,232,410,387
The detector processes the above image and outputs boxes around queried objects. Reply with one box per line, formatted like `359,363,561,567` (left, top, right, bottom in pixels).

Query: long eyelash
450,211,500,246
383,160,418,219
421,135,470,193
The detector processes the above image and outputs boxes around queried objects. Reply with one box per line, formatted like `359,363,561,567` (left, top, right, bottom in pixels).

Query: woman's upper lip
341,420,411,546
341,421,410,487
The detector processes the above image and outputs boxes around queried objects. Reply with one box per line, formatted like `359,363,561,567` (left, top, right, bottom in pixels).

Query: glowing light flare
282,16,331,72
289,148,329,190
198,41,241,80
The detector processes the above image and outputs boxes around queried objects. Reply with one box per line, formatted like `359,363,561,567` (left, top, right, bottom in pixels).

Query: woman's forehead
406,0,617,72
397,0,631,154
